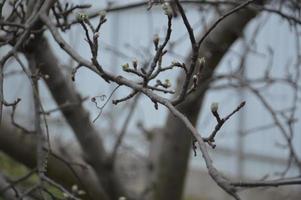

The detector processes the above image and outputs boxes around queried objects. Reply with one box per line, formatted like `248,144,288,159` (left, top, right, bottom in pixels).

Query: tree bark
24,35,129,199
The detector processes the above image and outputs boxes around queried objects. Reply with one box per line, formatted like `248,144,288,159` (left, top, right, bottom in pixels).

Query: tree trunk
24,35,129,199
0,123,105,200
151,4,262,200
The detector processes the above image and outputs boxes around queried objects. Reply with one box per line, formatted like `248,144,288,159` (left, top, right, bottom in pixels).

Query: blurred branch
1,0,300,200
0,169,37,195
0,172,23,200
110,96,139,165
231,177,301,188
0,123,106,200
24,33,130,199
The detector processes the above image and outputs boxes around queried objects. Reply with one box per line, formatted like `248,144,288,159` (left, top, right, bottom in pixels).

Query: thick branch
23,35,129,199
0,123,106,200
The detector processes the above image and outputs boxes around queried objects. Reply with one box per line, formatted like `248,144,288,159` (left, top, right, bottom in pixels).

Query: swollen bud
71,185,78,192
78,190,86,195
162,3,173,17
62,193,69,198
76,12,88,22
211,102,219,113
44,74,50,80
192,74,198,82
198,57,205,66
122,63,129,71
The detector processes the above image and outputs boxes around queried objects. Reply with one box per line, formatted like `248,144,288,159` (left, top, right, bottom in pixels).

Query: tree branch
0,123,106,200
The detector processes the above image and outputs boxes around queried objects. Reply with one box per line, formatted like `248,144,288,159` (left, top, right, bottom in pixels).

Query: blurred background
1,0,301,199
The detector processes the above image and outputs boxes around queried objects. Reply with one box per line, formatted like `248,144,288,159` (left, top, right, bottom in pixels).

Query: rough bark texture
151,6,261,200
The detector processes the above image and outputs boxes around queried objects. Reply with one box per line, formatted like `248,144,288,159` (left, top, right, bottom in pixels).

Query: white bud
30,33,35,39
118,197,126,200
62,193,69,198
193,75,198,82
76,12,88,21
44,74,50,79
198,57,205,66
78,190,86,195
211,102,219,112
71,184,78,192
162,3,173,17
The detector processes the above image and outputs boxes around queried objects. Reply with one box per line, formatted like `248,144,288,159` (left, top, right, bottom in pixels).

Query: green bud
122,63,129,71
76,12,88,21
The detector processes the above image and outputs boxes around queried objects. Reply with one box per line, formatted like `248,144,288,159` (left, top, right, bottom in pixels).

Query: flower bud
192,74,198,83
122,63,129,71
164,79,171,88
211,102,219,113
44,74,50,79
78,190,86,195
162,3,173,17
71,185,78,192
198,57,205,66
62,193,69,198
76,12,88,21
